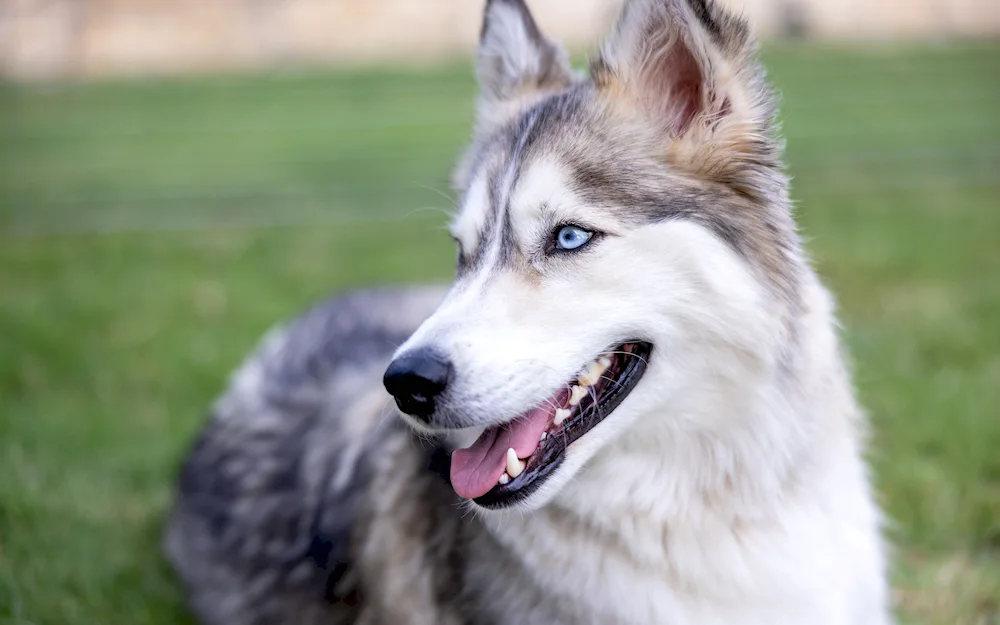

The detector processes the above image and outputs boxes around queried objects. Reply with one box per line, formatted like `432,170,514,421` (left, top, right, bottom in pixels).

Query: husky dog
164,1,892,623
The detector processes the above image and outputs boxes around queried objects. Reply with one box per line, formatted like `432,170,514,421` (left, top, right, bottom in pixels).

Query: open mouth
449,341,652,508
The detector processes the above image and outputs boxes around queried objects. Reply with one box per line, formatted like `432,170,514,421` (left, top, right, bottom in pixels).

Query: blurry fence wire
0,42,998,237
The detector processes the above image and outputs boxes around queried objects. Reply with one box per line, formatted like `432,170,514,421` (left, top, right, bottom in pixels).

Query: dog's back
164,287,448,625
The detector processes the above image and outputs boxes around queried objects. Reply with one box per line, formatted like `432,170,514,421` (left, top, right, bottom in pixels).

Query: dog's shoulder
163,286,445,625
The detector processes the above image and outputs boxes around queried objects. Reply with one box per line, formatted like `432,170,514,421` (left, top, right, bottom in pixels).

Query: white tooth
540,431,548,441
554,408,571,426
498,472,510,485
594,357,611,375
579,359,609,386
569,385,587,406
506,448,525,478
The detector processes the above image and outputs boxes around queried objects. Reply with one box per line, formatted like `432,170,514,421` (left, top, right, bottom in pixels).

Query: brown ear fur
593,0,782,200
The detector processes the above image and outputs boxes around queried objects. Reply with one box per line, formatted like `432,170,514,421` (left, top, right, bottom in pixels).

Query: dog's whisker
415,184,459,209
599,349,650,367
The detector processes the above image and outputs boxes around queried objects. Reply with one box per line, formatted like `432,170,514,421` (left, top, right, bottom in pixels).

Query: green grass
1,41,999,624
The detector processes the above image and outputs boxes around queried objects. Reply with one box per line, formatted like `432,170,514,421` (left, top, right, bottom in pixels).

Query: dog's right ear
475,0,575,131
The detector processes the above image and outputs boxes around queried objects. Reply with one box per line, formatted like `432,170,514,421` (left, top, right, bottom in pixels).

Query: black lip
473,341,653,509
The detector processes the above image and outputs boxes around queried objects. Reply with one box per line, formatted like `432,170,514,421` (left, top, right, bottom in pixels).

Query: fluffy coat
164,1,892,623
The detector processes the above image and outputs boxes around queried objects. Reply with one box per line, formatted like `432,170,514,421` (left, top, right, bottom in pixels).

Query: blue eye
555,225,593,251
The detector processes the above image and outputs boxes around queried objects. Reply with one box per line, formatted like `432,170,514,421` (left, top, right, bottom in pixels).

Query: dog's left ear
595,0,780,194
475,0,575,130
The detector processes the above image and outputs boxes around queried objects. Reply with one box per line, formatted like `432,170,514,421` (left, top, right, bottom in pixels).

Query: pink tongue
450,405,553,500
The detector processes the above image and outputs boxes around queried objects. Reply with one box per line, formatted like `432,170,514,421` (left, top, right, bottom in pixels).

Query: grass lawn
1,41,999,624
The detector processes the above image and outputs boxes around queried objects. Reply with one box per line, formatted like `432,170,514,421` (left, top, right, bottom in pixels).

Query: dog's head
384,0,801,511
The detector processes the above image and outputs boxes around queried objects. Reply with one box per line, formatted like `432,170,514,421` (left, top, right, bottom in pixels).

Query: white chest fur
477,428,889,625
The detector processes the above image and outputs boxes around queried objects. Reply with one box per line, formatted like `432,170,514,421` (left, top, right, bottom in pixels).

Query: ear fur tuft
595,0,782,198
475,0,575,130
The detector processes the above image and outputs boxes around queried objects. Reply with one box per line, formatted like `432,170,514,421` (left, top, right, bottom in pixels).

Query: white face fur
392,0,794,511
395,153,784,510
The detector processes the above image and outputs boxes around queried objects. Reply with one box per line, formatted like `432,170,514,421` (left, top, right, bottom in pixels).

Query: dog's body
165,1,891,623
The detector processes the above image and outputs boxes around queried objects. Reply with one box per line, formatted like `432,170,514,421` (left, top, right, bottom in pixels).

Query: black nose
383,349,453,419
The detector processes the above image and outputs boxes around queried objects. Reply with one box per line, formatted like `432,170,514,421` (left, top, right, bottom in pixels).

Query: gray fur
164,287,451,625
477,0,573,102
474,0,575,133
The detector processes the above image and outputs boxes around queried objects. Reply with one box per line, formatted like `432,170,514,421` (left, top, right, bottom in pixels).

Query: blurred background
0,1,998,623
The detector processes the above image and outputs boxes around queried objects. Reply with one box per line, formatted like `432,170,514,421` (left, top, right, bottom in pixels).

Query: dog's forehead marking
496,105,544,222
509,158,569,221
456,105,545,274
506,157,583,243
489,106,543,269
